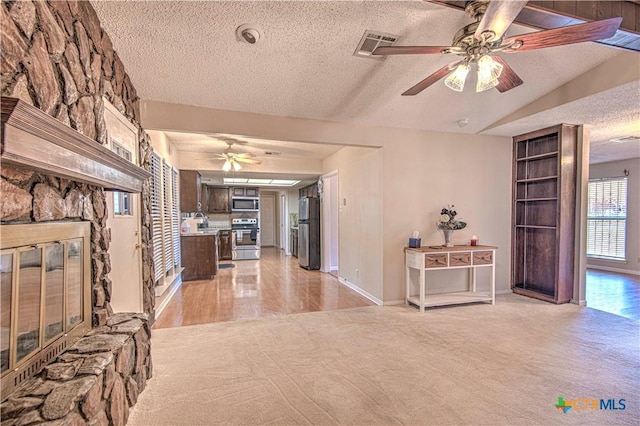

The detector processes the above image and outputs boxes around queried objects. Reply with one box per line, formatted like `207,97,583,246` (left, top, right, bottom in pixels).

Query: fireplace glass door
0,252,13,374
44,244,64,342
17,247,42,363
1,222,91,400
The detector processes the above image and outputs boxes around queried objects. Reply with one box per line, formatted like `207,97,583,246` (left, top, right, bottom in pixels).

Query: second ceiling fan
373,0,622,95
210,138,262,172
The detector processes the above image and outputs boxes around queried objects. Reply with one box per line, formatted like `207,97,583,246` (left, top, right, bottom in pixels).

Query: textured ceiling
91,0,640,164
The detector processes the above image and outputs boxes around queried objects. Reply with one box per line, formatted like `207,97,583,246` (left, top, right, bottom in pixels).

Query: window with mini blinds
587,177,627,261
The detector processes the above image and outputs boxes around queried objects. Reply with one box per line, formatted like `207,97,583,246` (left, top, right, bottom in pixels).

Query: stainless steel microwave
232,197,259,212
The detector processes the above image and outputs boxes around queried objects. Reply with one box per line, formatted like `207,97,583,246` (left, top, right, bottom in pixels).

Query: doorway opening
321,171,339,276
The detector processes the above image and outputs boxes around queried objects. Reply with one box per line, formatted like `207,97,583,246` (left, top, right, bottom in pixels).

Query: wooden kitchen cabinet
181,234,218,281
511,124,577,304
208,186,231,213
299,182,319,198
218,230,233,260
179,170,201,212
201,184,209,213
231,187,259,197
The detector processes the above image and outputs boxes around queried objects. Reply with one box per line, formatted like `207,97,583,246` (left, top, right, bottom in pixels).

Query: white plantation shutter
151,153,164,282
162,161,174,273
587,177,627,260
171,168,180,267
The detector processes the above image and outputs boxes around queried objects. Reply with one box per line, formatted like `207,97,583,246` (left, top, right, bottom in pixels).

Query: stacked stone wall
1,314,151,425
1,0,155,323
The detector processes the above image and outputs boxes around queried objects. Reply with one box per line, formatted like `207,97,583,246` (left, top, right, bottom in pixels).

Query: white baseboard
496,289,513,295
338,277,383,305
383,300,405,306
587,265,640,276
154,271,183,319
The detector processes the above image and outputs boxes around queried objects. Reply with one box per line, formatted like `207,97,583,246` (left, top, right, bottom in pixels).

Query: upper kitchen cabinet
299,182,319,198
231,187,259,197
179,170,201,212
201,184,209,213
208,186,231,213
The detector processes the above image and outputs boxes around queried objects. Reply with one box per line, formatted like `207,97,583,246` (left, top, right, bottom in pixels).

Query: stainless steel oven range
231,218,260,260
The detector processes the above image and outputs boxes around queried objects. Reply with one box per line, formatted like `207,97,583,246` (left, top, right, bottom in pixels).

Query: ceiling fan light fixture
222,159,232,172
476,55,503,92
444,63,470,92
233,161,241,171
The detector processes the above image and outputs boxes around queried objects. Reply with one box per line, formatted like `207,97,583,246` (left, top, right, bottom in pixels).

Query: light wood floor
586,269,639,321
153,247,373,329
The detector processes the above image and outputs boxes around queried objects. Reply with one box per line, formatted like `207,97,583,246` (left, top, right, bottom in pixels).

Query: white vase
442,229,454,247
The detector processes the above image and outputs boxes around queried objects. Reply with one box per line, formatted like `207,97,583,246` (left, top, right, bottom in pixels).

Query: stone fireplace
0,97,153,423
1,1,157,421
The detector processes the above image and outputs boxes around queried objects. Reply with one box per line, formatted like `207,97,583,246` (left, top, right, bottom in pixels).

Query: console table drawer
425,253,447,268
473,251,493,265
449,252,471,266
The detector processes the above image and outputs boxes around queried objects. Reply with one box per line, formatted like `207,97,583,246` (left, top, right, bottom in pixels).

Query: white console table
404,245,497,312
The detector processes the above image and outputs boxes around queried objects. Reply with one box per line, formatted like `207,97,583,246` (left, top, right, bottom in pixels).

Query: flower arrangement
437,205,467,230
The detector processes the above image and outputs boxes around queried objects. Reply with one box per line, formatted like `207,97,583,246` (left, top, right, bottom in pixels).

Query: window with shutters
150,153,164,283
162,161,174,274
587,177,627,261
171,168,180,267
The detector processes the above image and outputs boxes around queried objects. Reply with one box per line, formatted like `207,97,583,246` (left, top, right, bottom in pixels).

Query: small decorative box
409,238,421,248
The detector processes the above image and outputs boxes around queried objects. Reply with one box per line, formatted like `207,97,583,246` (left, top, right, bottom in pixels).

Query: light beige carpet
130,295,639,425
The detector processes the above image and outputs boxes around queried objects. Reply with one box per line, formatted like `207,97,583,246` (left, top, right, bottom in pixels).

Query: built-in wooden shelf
515,225,557,230
511,124,578,304
515,198,558,202
516,175,558,183
516,151,559,162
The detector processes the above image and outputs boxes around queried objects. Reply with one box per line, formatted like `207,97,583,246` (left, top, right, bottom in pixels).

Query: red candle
470,236,478,246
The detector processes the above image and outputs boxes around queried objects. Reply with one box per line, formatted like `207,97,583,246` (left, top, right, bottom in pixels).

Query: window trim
586,177,627,261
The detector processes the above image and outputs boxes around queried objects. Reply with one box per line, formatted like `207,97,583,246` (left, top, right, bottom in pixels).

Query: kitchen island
180,231,219,281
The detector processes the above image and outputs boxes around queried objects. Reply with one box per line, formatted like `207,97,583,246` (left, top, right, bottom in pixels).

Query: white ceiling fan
204,138,263,171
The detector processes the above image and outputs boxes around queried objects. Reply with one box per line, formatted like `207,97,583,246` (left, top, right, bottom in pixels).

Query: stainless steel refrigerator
298,197,320,270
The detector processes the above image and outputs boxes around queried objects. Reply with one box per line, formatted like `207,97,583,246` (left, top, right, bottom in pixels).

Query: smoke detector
236,24,261,44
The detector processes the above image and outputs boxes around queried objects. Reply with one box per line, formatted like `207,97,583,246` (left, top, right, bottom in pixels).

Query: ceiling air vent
264,151,281,156
354,30,399,60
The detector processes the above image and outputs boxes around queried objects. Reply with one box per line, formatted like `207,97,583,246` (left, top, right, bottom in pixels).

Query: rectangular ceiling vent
354,30,399,60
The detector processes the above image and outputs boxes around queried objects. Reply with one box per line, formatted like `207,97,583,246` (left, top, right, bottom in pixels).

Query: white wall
587,158,640,275
144,102,513,304
382,133,513,302
324,147,384,302
148,130,180,168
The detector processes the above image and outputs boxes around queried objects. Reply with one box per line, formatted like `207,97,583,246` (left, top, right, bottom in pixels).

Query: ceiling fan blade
235,157,262,165
475,0,527,42
503,17,622,52
234,152,256,158
373,46,451,56
402,62,458,96
492,56,523,93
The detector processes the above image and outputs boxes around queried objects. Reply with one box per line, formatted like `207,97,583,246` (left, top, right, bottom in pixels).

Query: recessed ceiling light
609,136,639,143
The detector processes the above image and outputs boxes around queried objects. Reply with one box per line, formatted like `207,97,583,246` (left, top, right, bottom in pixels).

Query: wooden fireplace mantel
1,97,150,192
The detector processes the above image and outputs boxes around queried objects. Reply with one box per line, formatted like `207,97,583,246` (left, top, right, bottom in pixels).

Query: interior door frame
321,170,339,273
280,193,288,252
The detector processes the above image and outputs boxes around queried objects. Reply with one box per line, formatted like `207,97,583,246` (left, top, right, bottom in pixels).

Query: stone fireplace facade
1,0,155,323
1,0,156,422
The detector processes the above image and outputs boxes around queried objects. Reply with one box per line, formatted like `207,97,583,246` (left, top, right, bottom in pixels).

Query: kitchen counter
181,227,232,236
